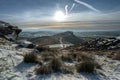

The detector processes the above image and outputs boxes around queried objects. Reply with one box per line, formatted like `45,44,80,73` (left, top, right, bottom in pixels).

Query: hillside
19,31,57,39
0,21,120,80
0,37,120,80
30,31,84,46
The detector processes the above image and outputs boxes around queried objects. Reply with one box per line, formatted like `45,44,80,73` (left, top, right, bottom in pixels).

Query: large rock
18,40,36,48
82,37,120,50
0,21,22,41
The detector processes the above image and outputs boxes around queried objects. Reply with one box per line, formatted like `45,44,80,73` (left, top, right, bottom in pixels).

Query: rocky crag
0,21,22,41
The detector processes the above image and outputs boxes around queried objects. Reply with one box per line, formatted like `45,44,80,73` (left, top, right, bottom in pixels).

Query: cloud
74,0,101,13
69,3,76,12
65,5,68,15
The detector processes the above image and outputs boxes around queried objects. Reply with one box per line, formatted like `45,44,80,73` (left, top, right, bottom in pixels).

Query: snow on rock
95,55,120,80
82,37,120,50
18,40,36,48
0,21,22,41
116,36,120,40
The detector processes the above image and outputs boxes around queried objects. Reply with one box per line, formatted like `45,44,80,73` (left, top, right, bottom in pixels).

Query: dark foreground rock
0,21,22,41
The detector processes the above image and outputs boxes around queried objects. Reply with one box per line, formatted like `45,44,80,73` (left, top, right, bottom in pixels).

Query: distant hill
19,31,57,40
30,31,84,46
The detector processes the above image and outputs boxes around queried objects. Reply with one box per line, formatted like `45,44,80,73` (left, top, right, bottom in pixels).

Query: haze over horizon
0,0,120,29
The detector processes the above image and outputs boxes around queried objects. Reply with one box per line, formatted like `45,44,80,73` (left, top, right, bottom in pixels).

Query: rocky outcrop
81,37,120,50
18,40,36,48
0,21,22,41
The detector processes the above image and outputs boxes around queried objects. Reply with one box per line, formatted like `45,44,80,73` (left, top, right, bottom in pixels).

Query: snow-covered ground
0,39,120,80
96,55,120,80
47,44,73,48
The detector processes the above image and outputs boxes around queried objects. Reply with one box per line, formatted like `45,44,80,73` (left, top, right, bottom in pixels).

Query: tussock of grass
75,53,98,73
78,53,94,61
61,54,73,63
41,51,57,62
35,57,63,74
36,46,50,52
43,56,53,62
35,65,52,75
41,51,55,57
61,65,74,74
49,57,62,72
112,53,120,60
23,53,38,63
94,62,101,69
76,61,95,73
71,53,77,59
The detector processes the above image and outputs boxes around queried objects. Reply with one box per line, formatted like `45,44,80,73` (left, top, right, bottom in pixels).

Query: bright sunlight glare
54,11,67,22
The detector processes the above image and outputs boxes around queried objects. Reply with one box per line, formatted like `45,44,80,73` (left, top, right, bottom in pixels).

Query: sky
0,0,120,29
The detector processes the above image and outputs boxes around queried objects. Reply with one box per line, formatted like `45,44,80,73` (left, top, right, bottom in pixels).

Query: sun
54,11,66,22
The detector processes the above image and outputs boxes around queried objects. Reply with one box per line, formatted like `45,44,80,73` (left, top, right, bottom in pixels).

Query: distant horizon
21,27,120,33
